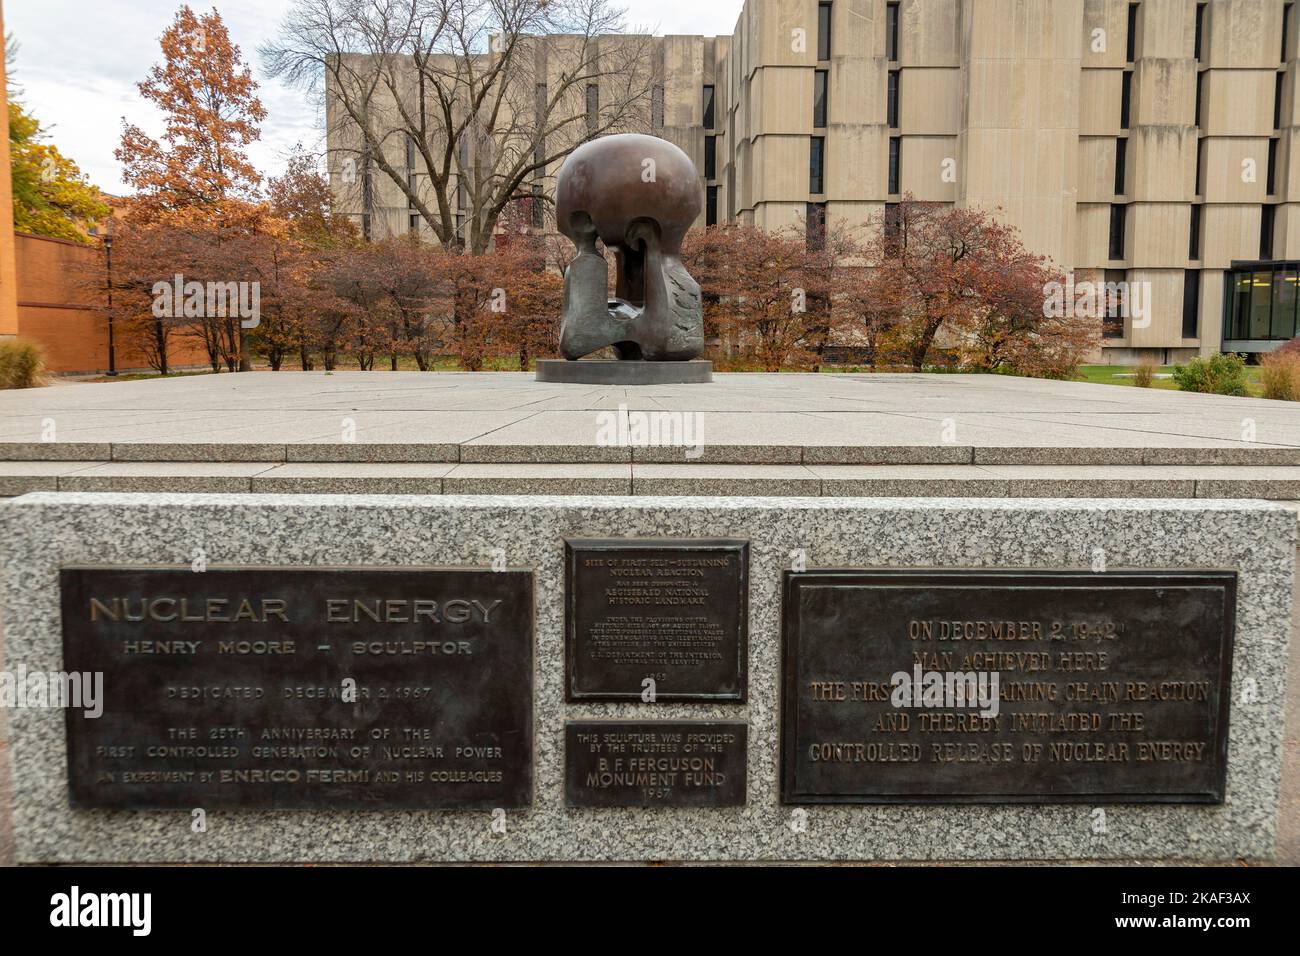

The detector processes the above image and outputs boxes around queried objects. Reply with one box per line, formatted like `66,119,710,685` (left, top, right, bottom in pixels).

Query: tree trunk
154,320,169,376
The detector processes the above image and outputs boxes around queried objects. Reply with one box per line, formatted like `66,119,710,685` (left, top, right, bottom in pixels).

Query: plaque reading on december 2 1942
565,538,748,702
61,566,534,810
782,569,1235,804
565,720,747,808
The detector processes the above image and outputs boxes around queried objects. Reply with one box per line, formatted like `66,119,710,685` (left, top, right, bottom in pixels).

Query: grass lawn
1077,364,1266,397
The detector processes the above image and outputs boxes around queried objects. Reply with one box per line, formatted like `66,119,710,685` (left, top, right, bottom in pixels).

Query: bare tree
263,0,657,254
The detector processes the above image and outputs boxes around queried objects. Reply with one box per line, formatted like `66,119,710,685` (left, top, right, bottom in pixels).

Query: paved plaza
0,372,1298,497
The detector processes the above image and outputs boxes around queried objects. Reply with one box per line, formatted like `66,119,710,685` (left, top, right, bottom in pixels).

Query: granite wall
0,493,1292,862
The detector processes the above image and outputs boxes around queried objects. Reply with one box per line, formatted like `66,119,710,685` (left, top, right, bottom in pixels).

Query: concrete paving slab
974,465,1199,497
252,463,453,494
0,462,102,496
632,464,821,496
0,442,112,461
111,442,287,462
803,444,975,464
1145,447,1300,465
58,462,277,493
805,464,1009,497
283,443,460,463
1195,469,1300,499
442,463,632,495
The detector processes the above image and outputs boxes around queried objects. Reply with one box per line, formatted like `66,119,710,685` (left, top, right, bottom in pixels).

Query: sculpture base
535,360,713,385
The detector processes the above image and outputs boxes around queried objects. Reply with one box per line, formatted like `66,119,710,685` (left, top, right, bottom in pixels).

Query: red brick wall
14,232,209,374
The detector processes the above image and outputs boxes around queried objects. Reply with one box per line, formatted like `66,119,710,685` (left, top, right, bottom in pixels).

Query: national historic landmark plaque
564,538,748,702
60,566,534,810
781,570,1236,804
565,721,748,807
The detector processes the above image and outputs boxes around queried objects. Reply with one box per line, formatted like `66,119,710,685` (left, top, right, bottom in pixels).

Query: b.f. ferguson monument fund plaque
565,720,747,807
565,538,748,702
60,566,534,810
781,569,1235,804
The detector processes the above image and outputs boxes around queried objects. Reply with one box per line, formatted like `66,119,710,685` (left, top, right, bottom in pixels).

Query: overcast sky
5,0,745,195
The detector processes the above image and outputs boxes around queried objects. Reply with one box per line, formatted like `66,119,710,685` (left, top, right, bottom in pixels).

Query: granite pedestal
0,492,1291,863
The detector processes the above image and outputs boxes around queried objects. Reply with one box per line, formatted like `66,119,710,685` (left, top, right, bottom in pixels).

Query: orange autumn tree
268,146,357,249
684,224,830,371
117,5,266,220
116,5,271,371
264,148,359,369
859,197,1096,375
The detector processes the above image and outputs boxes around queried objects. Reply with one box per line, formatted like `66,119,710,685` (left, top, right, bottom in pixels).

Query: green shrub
1171,353,1249,396
1260,351,1300,401
0,337,47,389
1132,359,1158,388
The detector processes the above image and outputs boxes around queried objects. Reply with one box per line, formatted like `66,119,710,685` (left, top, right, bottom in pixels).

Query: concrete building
329,0,1300,362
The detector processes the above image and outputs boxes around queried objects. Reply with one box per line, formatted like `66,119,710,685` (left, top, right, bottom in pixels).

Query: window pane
818,3,832,61
1230,272,1251,339
887,3,899,61
810,137,824,193
1126,3,1138,62
1109,204,1126,260
814,71,828,128
703,85,715,129
1104,269,1126,338
1183,270,1200,338
806,202,826,250
1251,271,1273,339
586,85,599,134
1273,267,1298,339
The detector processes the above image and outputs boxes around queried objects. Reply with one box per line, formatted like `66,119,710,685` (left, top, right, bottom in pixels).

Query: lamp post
103,218,116,376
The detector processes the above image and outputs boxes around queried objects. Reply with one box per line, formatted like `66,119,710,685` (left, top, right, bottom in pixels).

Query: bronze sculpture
535,133,712,384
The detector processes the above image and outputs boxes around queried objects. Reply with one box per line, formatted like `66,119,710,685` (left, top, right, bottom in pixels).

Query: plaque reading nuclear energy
565,538,748,702
781,570,1235,804
60,566,534,810
565,721,747,808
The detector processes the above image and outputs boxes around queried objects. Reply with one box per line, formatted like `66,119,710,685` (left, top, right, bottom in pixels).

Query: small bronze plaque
781,570,1235,804
565,538,748,702
61,566,534,810
565,721,747,808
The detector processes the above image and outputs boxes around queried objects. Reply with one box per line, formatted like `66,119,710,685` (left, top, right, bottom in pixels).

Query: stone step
4,461,1300,499
4,441,1300,467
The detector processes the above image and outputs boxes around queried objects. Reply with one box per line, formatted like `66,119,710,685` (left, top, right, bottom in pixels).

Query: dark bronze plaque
61,566,533,810
564,538,748,702
781,570,1235,804
565,721,747,807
